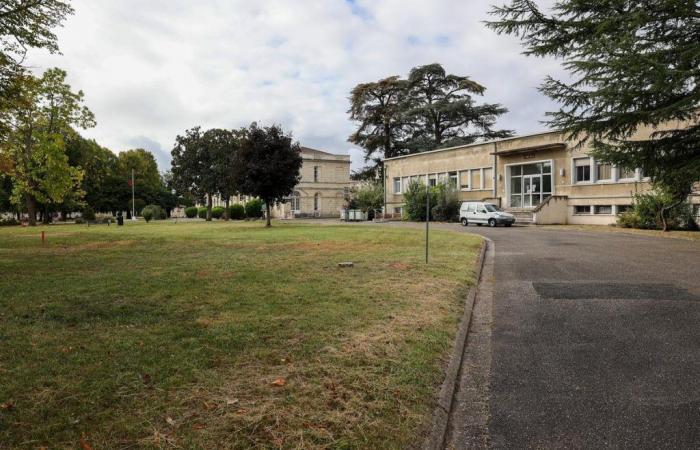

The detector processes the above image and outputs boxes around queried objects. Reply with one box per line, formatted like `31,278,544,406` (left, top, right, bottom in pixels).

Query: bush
74,217,85,224
617,190,698,230
142,205,165,223
245,198,264,218
354,182,384,214
82,207,96,222
0,218,19,227
184,206,198,218
211,206,225,219
431,183,460,222
198,206,208,219
229,203,246,220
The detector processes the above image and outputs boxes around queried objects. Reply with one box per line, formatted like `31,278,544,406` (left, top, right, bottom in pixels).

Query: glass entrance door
523,175,542,207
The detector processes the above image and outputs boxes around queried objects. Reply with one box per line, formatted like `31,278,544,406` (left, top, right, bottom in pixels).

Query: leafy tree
487,0,700,231
170,127,239,221
117,149,162,193
234,123,302,227
404,64,512,149
353,182,384,214
2,68,94,225
348,65,512,176
348,76,409,167
0,1,74,139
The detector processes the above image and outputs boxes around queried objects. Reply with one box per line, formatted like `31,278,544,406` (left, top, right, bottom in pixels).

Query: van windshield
484,204,501,212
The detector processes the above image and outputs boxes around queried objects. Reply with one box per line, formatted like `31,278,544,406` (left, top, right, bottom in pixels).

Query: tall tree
0,1,74,139
2,68,94,225
233,123,302,227
487,0,700,231
171,127,239,221
404,64,512,150
348,76,409,165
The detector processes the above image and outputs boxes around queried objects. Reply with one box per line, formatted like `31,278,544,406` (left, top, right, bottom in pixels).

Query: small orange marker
41,231,45,243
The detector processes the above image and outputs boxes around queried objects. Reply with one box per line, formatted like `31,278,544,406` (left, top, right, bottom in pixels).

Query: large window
459,171,469,190
471,169,481,190
509,162,552,208
574,158,591,183
448,171,458,188
393,177,401,194
290,191,300,211
594,205,612,215
596,162,612,181
428,174,437,187
483,168,493,190
618,167,636,180
314,166,319,182
314,193,321,211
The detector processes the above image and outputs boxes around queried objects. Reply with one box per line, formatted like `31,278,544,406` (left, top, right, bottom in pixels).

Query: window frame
573,157,592,184
574,205,591,215
594,205,613,215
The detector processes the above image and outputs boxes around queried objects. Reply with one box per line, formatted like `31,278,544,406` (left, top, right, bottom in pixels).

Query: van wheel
488,219,497,227
461,217,468,226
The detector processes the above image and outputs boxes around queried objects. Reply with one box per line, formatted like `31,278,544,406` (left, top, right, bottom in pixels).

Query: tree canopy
348,63,512,174
487,0,700,229
233,123,302,227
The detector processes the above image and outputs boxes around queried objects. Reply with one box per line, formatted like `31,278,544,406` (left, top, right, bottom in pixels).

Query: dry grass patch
0,221,481,449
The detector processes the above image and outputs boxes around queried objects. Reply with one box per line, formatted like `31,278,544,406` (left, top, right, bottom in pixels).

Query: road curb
423,239,488,450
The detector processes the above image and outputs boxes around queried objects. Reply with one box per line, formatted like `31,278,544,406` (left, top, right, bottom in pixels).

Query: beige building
271,147,352,218
383,125,700,225
204,147,352,219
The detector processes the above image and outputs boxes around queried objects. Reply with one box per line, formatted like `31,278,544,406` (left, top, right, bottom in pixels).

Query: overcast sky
25,0,564,172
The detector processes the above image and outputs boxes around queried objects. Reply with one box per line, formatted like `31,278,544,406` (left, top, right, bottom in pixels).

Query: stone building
383,122,700,225
204,146,353,219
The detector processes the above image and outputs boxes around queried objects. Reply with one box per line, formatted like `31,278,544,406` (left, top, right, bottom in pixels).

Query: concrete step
505,209,535,225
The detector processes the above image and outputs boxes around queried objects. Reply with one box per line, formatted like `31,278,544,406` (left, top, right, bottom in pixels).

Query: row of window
393,168,494,194
573,157,640,184
573,205,632,215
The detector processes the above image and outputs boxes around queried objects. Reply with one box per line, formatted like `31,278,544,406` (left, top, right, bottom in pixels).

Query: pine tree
487,0,700,230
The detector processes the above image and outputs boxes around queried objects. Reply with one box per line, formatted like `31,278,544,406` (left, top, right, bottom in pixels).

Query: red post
41,231,45,243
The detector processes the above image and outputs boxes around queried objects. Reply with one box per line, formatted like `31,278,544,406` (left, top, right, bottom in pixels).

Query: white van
459,201,515,227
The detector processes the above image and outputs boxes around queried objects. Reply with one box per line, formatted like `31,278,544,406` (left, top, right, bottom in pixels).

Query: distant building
203,146,353,219
383,123,700,225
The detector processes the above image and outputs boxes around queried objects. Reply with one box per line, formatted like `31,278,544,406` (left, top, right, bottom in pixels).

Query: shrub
184,206,198,218
354,182,384,214
212,206,225,219
82,207,96,222
142,208,154,222
0,218,19,227
198,207,208,219
142,205,165,223
74,217,85,224
617,190,698,231
431,183,460,222
229,203,246,220
245,198,264,218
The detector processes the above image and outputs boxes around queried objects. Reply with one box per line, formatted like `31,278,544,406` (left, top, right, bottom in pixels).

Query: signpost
425,183,429,264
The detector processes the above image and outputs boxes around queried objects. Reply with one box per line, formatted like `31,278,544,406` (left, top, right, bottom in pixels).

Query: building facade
200,147,352,219
383,124,700,225
270,147,352,218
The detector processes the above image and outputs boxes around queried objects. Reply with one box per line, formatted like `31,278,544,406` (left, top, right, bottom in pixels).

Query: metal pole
425,183,429,264
131,168,136,220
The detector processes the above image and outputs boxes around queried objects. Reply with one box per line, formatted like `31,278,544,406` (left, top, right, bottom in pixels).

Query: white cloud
25,0,566,172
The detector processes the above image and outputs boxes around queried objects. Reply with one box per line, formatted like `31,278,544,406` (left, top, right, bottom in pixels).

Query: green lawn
0,221,481,449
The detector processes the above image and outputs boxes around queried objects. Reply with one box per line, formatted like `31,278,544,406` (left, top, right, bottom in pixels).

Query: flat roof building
383,124,699,225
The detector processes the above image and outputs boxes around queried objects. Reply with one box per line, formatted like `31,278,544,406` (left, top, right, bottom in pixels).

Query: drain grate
533,282,699,301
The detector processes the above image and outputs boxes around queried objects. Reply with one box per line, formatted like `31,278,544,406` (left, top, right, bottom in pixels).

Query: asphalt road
460,225,700,449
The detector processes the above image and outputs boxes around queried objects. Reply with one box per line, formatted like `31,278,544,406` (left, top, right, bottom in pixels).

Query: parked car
459,201,515,227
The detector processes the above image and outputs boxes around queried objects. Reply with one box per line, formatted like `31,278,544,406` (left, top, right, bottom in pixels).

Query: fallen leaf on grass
226,398,239,406
270,378,286,387
192,423,206,430
235,408,248,415
0,401,13,410
80,433,93,450
165,416,175,426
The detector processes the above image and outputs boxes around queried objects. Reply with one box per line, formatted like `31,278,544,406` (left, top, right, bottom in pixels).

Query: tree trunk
265,202,271,227
26,194,37,226
225,198,230,220
206,193,212,221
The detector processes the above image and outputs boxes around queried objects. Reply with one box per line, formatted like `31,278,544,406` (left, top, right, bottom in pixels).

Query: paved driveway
459,225,700,449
